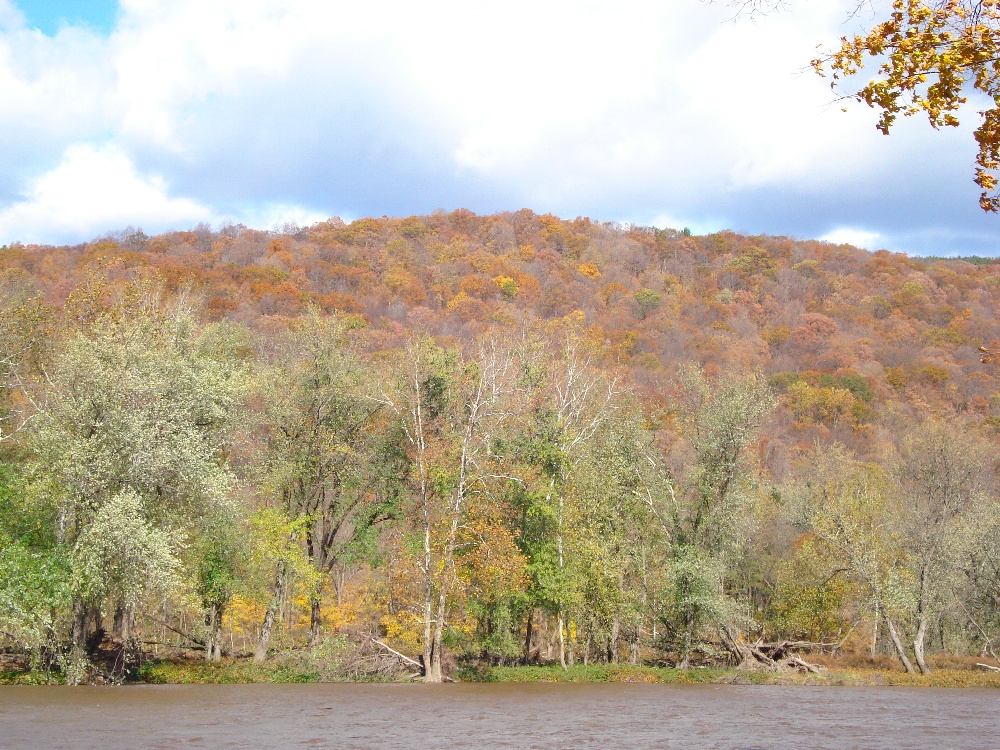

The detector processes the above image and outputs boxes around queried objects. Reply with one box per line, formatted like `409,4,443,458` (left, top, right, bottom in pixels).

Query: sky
0,0,997,256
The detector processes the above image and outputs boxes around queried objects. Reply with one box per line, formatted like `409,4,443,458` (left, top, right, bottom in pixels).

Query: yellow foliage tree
814,0,1000,211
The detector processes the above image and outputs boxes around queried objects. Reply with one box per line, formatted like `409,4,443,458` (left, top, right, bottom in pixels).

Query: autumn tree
895,419,991,673
791,444,918,672
0,277,47,445
253,308,400,654
729,1,1000,210
379,336,525,682
813,0,1000,211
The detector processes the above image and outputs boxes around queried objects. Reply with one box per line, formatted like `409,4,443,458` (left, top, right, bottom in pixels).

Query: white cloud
230,203,328,233
0,143,213,244
0,0,994,251
0,0,23,30
820,227,882,250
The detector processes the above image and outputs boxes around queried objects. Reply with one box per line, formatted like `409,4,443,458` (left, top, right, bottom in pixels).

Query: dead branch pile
727,637,827,674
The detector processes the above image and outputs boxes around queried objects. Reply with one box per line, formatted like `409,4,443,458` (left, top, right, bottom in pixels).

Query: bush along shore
3,644,999,687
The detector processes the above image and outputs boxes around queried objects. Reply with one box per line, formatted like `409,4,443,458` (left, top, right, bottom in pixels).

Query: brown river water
0,683,997,749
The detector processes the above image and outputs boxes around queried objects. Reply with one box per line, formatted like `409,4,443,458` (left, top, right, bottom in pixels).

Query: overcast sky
0,0,996,256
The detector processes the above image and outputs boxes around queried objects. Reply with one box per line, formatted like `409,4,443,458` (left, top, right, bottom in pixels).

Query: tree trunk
212,606,223,662
112,601,135,644
254,561,286,663
204,605,217,662
608,618,620,664
913,615,931,675
883,609,916,674
524,609,534,664
678,604,695,669
422,587,435,682
424,587,448,683
913,570,932,675
557,609,567,670
72,600,103,654
204,603,224,662
309,594,322,647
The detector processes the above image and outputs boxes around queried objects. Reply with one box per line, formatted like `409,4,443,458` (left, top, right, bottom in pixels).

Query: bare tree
896,420,991,674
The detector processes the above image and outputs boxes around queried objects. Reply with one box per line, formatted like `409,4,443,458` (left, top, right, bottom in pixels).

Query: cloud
0,143,213,244
820,227,882,250
0,0,996,252
0,0,24,30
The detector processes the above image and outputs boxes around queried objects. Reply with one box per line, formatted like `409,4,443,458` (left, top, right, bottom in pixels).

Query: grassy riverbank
5,658,1000,687
465,663,1000,688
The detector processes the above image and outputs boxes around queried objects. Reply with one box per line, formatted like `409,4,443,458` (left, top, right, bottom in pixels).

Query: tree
560,405,665,665
729,1,1000,211
192,511,248,661
0,463,69,676
0,278,47,445
792,443,918,672
812,0,1000,211
253,308,399,653
527,329,623,668
659,366,774,668
896,419,990,673
28,280,243,655
379,336,523,682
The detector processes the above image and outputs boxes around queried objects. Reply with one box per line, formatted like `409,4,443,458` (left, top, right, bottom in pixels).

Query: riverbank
4,657,1000,687
470,663,1000,688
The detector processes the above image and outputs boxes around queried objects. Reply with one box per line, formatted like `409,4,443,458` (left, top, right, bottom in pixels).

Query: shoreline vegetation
4,657,1000,688
4,213,1000,686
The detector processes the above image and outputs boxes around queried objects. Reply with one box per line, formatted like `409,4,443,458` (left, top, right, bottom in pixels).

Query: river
1,683,997,749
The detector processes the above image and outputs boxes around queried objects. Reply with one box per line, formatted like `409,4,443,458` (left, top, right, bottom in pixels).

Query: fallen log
140,614,207,649
371,639,422,670
976,663,1000,672
750,645,777,666
789,655,821,674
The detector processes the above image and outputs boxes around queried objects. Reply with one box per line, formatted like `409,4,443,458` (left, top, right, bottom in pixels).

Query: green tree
0,463,70,675
253,308,400,652
192,511,248,661
792,443,918,673
659,366,774,667
28,280,243,654
528,331,623,668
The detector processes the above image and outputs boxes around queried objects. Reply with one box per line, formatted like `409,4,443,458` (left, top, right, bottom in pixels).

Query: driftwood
790,655,821,674
371,639,422,669
755,641,838,659
730,638,825,674
976,663,1000,672
369,639,457,682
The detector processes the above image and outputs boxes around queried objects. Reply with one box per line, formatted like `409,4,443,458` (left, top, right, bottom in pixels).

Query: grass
461,663,1000,688
465,664,728,684
5,655,1000,687
137,658,323,684
0,669,64,685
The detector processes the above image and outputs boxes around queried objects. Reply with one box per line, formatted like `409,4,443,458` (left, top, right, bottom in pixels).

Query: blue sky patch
16,1,118,36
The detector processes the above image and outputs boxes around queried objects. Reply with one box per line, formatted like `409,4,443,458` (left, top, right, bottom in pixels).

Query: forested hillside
2,209,999,683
